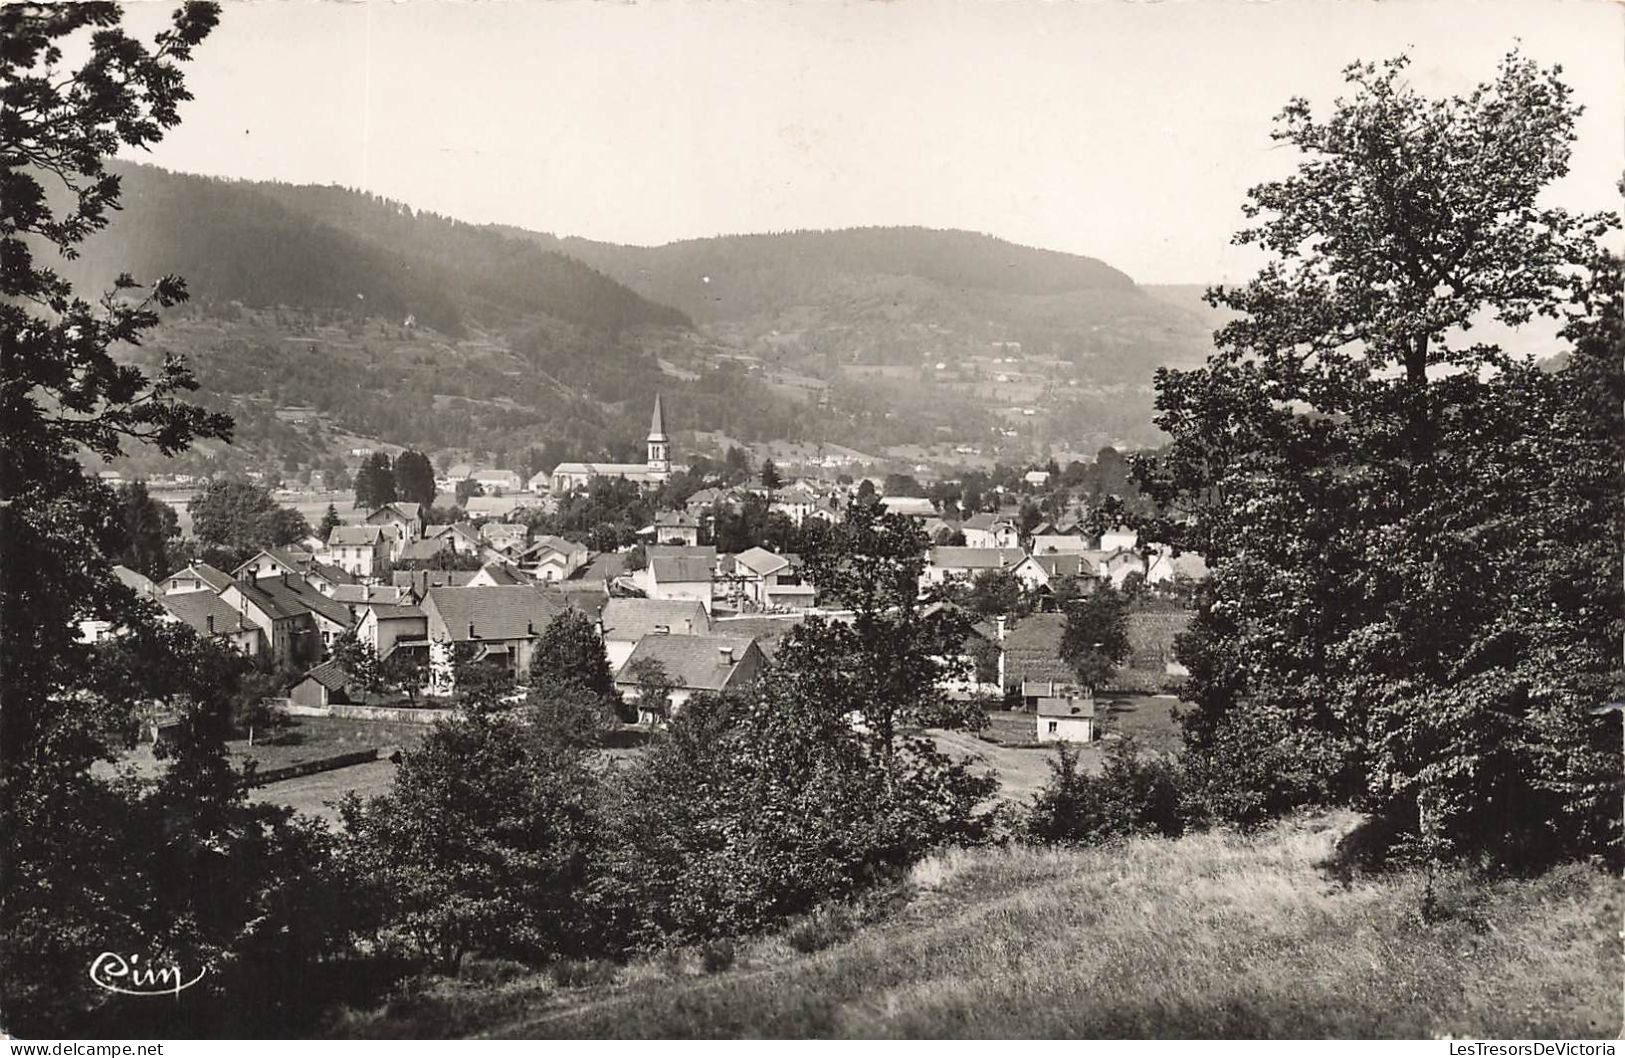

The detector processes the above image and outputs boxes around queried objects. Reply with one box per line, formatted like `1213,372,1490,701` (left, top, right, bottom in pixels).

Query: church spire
648,393,667,441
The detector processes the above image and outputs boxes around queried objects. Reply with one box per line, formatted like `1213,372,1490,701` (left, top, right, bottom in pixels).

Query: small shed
290,660,357,709
1036,695,1095,743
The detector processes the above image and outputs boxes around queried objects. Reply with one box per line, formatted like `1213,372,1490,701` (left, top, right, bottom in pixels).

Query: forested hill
45,162,690,336
515,227,1138,323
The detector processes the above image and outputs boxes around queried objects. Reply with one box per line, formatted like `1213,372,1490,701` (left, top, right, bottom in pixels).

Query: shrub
785,905,857,954
1026,736,1187,846
699,939,737,973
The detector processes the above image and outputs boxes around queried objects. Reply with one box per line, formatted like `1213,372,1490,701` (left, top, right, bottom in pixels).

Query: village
85,395,1208,809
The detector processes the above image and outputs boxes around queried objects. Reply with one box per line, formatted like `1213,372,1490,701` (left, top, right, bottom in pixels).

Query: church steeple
646,395,671,478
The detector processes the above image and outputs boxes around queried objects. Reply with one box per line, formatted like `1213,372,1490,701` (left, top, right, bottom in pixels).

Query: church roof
648,394,667,441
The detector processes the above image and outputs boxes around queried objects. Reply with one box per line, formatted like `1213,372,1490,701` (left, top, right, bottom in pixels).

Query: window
1047,721,1058,733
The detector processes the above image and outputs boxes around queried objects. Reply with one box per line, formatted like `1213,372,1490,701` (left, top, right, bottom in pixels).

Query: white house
648,553,715,613
1100,525,1140,552
520,535,589,582
356,602,429,661
1030,534,1090,556
613,634,766,722
962,513,1020,549
1036,695,1096,743
598,598,711,671
922,546,1027,587
420,585,570,694
324,525,390,579
160,562,233,596
645,511,701,547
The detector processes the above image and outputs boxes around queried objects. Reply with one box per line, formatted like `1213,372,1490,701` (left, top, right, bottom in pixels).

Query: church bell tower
646,394,671,480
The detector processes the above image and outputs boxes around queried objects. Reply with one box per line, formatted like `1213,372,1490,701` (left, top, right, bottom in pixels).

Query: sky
117,0,1623,284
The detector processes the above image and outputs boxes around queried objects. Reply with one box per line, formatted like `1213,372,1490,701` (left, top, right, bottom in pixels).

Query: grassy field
253,759,401,824
323,811,1623,1039
234,715,429,772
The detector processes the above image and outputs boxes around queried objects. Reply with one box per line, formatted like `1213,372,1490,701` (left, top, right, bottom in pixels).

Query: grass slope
327,811,1622,1039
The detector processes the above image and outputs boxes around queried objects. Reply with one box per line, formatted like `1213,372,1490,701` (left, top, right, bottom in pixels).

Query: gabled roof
614,634,761,692
300,659,354,692
1024,553,1092,578
1037,695,1095,718
522,534,588,562
328,525,386,547
423,585,570,642
734,546,790,578
334,584,408,605
159,591,254,637
929,547,1026,571
648,544,716,563
600,598,711,642
962,513,1013,531
654,510,699,528
242,574,354,628
163,562,233,593
473,563,528,586
1031,534,1090,555
359,602,425,622
392,569,479,591
651,555,714,584
370,501,422,521
112,565,160,597
307,559,358,586
398,538,452,563
879,496,936,517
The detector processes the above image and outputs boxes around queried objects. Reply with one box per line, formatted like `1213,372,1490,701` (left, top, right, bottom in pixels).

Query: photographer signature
88,952,206,997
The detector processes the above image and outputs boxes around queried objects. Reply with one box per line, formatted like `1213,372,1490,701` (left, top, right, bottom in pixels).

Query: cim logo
88,951,206,997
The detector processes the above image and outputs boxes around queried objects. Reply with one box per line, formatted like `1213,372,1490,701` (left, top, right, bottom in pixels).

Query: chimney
595,619,605,637
994,614,1007,642
654,624,669,636
283,571,292,587
719,646,734,665
468,622,476,640
206,614,215,635
527,619,535,636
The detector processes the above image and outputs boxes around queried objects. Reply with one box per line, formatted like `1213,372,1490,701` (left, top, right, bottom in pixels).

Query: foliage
338,708,600,973
111,481,180,580
759,458,782,489
624,657,677,724
353,451,396,509
1133,54,1623,863
317,502,343,540
187,477,308,563
1026,737,1186,846
966,567,1024,617
527,608,617,705
1057,583,1129,692
392,449,436,508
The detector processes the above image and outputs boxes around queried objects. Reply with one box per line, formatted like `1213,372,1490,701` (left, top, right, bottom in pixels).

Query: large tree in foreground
1135,54,1622,863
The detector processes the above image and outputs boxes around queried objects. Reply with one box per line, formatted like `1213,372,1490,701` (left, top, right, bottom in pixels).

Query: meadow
322,810,1622,1039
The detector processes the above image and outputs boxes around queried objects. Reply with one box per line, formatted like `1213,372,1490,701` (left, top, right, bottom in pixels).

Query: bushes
1026,737,1187,846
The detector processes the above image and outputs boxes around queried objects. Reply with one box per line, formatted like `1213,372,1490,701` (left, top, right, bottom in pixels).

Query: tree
1058,583,1129,694
317,502,342,541
188,478,309,563
527,608,617,705
353,451,396,509
967,567,1023,618
1026,737,1185,846
112,482,180,580
393,449,436,509
1134,54,1622,863
625,656,677,724
759,458,782,489
454,477,484,507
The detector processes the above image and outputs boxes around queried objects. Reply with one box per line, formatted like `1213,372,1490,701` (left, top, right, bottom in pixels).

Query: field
241,716,429,823
322,809,1623,1039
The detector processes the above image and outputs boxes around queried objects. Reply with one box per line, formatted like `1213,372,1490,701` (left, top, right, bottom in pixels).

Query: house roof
963,513,1013,531
360,602,425,621
392,569,479,592
571,552,628,583
929,547,1026,571
651,556,714,584
648,544,716,563
159,591,254,637
334,584,407,605
424,585,570,642
308,559,359,586
163,562,233,592
112,565,159,597
600,598,711,642
734,546,790,578
1031,534,1090,555
398,538,452,563
1037,696,1095,718
879,496,936,517
328,525,386,547
654,510,699,528
1026,553,1092,578
615,634,760,692
523,534,588,561
244,574,355,628
474,563,529,586
300,659,354,692
370,502,421,521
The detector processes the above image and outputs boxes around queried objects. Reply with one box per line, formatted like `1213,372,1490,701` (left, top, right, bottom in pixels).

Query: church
549,395,673,493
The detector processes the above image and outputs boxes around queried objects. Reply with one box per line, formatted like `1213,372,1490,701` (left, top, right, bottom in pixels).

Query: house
648,552,716,613
1036,694,1096,742
962,513,1020,549
879,496,936,520
1024,470,1052,487
157,590,261,656
613,634,766,721
289,660,359,709
645,511,701,547
232,546,314,582
420,585,572,694
1145,546,1210,585
769,484,819,526
1012,553,1094,594
425,523,484,556
333,583,408,608
396,536,454,564
324,525,390,579
112,565,161,599
922,546,1027,587
519,535,589,582
468,562,530,588
392,568,480,601
366,502,424,549
465,495,523,521
526,469,552,494
684,486,739,519
1100,525,1140,552
248,572,355,652
551,396,674,492
469,469,522,494
598,598,711,670
1094,548,1147,589
219,577,321,669
730,547,815,612
160,562,233,596
480,521,529,554
1030,534,1090,556
356,602,429,661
